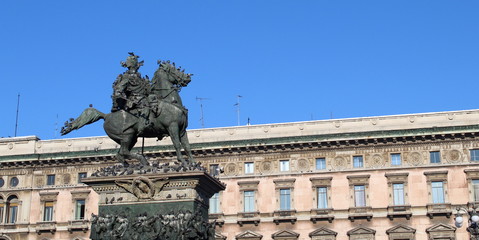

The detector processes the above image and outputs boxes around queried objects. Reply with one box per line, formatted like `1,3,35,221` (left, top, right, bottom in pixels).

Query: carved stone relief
260,161,272,174
35,175,45,187
224,163,238,176
446,149,463,163
407,152,423,166
369,154,385,168
62,173,71,185
297,159,310,172
333,156,347,170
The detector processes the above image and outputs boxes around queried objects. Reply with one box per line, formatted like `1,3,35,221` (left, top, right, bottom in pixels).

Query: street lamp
455,204,479,240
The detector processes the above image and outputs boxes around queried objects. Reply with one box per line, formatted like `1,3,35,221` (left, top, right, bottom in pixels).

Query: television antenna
196,97,210,128
234,95,243,126
14,94,20,137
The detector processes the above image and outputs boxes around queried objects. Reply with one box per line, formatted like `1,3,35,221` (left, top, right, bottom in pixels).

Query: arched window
0,196,4,223
6,195,19,223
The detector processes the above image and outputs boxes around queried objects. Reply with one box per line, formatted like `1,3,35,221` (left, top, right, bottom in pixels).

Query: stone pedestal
83,169,225,240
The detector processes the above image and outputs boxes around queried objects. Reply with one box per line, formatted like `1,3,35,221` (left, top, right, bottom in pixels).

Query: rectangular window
393,183,405,205
430,151,441,164
280,189,291,210
317,187,328,209
431,181,445,204
353,156,363,168
47,175,55,186
473,180,479,202
43,202,54,221
391,153,401,166
280,160,290,172
354,185,366,207
75,200,86,220
209,164,220,176
244,191,255,212
78,172,87,183
209,193,220,214
316,158,326,170
471,150,479,161
244,162,254,174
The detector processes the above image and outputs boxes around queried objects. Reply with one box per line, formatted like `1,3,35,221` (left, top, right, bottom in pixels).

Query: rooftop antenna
54,114,59,138
14,94,20,137
196,97,210,128
234,95,242,126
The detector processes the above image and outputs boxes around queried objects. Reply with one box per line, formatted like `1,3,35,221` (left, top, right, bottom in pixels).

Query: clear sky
1,1,478,140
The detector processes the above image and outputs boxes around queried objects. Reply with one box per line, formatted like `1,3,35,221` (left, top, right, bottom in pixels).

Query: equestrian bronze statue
61,53,194,167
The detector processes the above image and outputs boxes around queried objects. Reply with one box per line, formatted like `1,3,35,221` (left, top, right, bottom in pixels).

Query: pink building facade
1,109,479,239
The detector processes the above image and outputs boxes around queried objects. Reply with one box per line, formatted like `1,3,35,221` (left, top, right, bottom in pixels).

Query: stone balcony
426,203,452,218
387,205,412,220
208,213,225,227
67,219,89,233
35,221,56,234
273,210,297,225
310,208,335,223
237,211,260,226
348,206,373,222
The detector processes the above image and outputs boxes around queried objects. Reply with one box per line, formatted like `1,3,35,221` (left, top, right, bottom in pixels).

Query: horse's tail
61,107,106,135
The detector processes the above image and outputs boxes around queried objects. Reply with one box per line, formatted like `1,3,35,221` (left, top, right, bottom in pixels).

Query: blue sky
1,1,478,140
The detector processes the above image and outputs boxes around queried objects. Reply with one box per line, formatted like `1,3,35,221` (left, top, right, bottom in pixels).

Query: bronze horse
61,61,194,166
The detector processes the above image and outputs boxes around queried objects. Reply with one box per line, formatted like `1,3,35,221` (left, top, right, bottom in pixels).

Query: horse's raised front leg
168,124,187,166
180,132,195,163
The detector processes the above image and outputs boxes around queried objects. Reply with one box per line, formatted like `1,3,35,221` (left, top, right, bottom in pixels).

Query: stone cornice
1,125,479,168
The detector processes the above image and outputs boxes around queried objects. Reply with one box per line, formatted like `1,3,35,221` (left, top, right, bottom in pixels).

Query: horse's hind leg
180,132,195,163
117,140,132,167
168,124,187,165
121,137,149,166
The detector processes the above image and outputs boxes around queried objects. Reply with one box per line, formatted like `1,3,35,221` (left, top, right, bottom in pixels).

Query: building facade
2,109,479,239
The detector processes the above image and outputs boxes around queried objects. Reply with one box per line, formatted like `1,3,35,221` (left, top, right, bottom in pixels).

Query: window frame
243,190,255,212
274,179,296,211
244,162,254,174
392,183,405,205
6,195,19,224
75,199,86,220
43,201,54,222
347,175,370,208
310,177,332,211
390,153,402,166
279,160,290,172
209,164,220,176
78,172,87,183
315,158,326,170
238,181,259,213
353,156,364,168
471,149,479,161
430,151,441,164
46,175,55,186
317,187,328,209
279,188,291,210
424,171,449,204
385,172,409,206
209,193,221,214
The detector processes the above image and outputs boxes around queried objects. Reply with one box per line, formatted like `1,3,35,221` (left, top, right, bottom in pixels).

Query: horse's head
157,60,193,87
